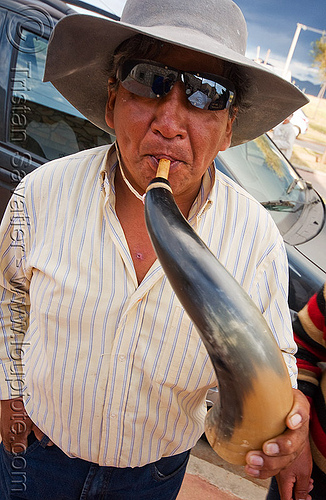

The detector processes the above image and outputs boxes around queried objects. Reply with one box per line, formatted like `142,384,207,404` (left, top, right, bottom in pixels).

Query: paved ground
296,139,325,155
178,471,241,500
176,438,270,500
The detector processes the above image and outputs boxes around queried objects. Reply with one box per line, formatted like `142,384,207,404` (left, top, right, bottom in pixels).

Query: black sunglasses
117,59,236,111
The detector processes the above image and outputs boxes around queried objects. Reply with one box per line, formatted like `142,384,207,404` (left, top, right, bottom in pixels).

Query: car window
0,8,5,40
219,135,305,203
218,135,325,245
9,28,113,161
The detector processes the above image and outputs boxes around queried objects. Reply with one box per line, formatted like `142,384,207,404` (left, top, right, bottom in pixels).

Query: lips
155,154,176,162
151,155,182,171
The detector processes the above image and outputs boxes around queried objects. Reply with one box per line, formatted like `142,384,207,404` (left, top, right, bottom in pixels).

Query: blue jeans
0,433,190,499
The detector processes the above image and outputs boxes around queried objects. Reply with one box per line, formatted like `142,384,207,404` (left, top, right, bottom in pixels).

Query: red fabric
294,335,326,363
306,395,313,407
294,285,326,475
307,294,326,338
310,404,326,457
297,358,321,374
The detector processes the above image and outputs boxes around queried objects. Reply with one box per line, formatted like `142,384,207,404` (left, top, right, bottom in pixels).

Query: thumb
286,389,310,430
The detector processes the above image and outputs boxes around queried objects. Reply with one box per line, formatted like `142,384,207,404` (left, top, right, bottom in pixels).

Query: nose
150,82,188,140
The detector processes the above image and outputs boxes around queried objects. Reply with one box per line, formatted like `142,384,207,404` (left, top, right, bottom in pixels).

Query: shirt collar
99,143,119,205
188,164,215,224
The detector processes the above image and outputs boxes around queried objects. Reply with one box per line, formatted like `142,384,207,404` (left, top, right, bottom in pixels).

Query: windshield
217,135,325,245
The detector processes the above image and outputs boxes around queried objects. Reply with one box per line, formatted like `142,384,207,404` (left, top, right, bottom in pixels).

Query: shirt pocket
155,306,214,390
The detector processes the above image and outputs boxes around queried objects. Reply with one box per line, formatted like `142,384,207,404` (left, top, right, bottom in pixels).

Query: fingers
32,424,54,446
245,388,310,480
245,433,296,478
292,480,313,500
0,398,53,452
1,398,31,453
263,427,307,460
246,441,312,500
278,479,313,500
278,477,313,500
285,389,310,431
245,450,296,480
245,433,308,479
276,451,313,500
276,472,297,500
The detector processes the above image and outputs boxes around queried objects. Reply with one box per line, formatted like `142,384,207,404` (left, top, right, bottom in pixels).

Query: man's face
105,44,236,201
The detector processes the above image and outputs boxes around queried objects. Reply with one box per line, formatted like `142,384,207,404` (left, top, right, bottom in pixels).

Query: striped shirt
0,143,297,467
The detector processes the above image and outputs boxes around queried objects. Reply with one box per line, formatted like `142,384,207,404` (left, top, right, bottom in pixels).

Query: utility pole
283,23,307,79
282,23,326,80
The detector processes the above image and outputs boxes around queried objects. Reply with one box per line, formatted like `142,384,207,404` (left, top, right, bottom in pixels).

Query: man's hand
244,389,311,492
274,439,313,500
0,398,53,453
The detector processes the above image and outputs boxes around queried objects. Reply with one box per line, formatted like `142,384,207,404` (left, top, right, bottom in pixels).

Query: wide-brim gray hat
44,0,308,146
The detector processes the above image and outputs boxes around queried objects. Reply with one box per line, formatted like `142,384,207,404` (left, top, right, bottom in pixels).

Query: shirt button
110,413,117,419
118,354,125,362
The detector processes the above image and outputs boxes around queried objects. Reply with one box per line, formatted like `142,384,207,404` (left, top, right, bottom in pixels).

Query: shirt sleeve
0,181,31,400
250,233,298,388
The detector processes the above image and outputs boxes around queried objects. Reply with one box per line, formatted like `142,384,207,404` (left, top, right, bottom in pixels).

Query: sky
83,0,326,86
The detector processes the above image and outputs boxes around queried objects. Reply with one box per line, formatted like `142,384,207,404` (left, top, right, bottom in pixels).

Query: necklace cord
116,144,145,203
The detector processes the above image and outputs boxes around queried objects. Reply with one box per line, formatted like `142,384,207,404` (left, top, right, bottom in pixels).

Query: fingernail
246,467,260,477
248,455,264,466
290,413,302,427
265,443,280,455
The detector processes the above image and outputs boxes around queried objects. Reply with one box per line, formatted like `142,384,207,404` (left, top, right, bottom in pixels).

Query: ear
219,111,237,152
105,77,117,129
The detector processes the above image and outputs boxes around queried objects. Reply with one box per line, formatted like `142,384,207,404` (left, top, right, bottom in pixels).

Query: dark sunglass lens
120,61,179,99
119,62,234,111
151,75,165,96
207,82,233,110
165,73,177,93
188,90,213,109
119,62,153,98
151,73,176,96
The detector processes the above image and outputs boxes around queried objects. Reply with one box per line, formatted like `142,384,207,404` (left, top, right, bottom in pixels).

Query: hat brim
44,14,308,146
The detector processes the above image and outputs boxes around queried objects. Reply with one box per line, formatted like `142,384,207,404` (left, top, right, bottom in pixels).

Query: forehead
154,44,225,75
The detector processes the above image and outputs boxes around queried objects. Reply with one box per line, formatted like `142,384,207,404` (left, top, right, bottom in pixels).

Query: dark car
217,135,326,312
0,0,117,217
0,0,325,314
